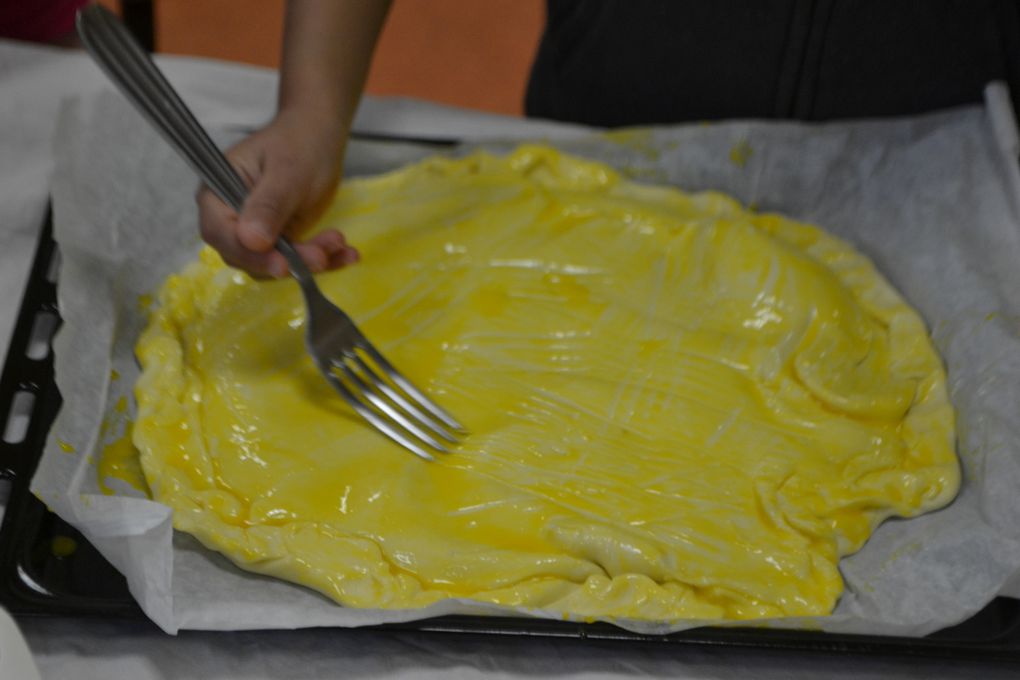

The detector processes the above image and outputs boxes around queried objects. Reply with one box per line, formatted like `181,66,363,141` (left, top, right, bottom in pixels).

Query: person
0,0,89,46
198,0,1020,279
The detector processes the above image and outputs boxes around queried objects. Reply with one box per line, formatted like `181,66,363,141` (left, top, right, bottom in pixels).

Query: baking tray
3,208,1020,662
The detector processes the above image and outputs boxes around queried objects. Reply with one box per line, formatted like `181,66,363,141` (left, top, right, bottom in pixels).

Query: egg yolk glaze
133,145,959,622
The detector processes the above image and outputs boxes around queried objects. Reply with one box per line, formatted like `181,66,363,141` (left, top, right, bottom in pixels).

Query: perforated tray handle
0,213,60,482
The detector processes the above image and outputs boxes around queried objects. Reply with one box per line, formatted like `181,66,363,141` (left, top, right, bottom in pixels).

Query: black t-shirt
526,0,1020,126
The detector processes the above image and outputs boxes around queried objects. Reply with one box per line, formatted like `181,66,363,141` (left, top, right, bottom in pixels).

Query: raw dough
132,146,959,622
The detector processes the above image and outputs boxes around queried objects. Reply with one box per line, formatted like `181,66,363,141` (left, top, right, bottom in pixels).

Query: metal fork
76,5,464,460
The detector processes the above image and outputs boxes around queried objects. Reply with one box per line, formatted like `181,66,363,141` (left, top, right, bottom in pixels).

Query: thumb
237,162,303,252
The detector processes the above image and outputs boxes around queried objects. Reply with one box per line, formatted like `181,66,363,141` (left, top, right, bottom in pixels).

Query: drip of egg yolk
131,146,958,622
99,431,149,496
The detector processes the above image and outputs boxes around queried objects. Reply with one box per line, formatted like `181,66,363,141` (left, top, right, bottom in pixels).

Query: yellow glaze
99,432,149,496
50,535,78,558
133,146,959,621
729,139,753,167
96,389,150,495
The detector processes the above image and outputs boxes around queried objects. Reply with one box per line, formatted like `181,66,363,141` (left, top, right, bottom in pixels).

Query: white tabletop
0,39,1016,679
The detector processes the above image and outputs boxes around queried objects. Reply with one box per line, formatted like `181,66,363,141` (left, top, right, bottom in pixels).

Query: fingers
198,184,358,278
236,158,304,254
198,185,281,277
310,230,360,269
286,231,360,276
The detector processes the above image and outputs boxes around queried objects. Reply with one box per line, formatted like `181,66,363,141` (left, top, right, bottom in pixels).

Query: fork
76,5,464,460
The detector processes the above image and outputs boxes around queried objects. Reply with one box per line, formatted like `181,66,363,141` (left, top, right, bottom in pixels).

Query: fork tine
332,358,450,453
346,353,459,444
318,366,437,462
357,341,467,433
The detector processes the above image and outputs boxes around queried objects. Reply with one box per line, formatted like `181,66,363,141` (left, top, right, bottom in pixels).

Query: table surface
1,38,1017,679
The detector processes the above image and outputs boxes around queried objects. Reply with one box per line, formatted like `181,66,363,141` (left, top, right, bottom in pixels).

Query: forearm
278,0,392,137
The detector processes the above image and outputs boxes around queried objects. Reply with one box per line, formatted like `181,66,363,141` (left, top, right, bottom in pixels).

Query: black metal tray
3,209,1020,662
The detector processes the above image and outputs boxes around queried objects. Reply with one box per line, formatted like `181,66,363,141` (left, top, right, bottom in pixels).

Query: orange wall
138,0,543,115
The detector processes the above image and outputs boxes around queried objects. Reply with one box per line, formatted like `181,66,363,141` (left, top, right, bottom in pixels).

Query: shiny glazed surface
131,146,959,621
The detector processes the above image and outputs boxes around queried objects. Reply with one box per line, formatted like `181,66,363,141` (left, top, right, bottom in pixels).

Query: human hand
197,109,360,278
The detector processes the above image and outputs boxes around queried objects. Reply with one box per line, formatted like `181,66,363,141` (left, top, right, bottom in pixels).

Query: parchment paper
33,87,1020,635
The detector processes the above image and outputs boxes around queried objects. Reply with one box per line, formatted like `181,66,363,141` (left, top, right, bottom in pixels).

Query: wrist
274,102,351,153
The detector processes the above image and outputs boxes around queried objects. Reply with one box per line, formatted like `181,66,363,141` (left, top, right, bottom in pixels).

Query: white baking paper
32,87,1020,635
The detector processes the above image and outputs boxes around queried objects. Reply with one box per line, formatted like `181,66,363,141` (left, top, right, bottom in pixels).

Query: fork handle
76,5,314,284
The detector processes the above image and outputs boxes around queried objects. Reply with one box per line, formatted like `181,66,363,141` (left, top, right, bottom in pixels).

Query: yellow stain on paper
729,139,753,167
130,146,959,622
601,128,661,161
98,431,149,497
50,535,78,558
96,392,149,496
